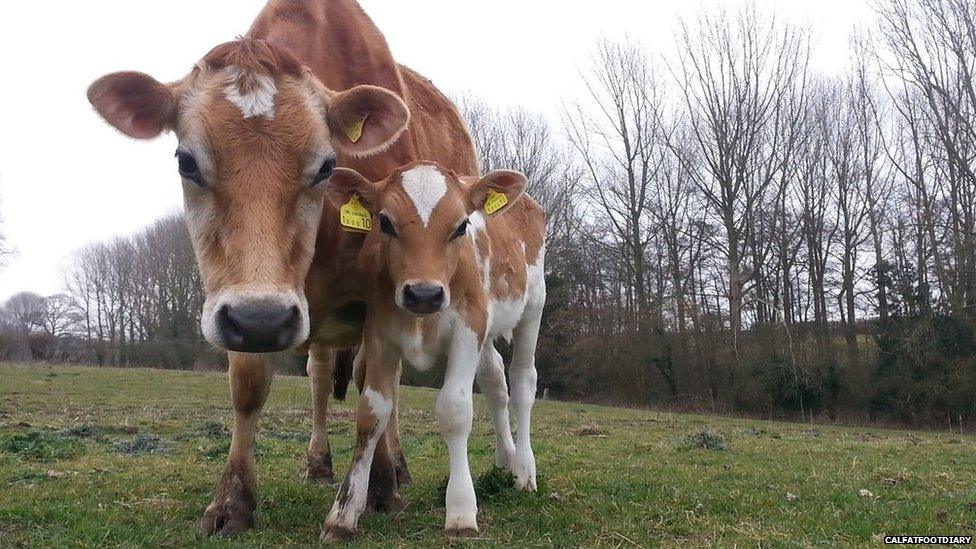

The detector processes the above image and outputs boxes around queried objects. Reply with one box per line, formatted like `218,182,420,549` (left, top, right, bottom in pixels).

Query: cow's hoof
395,465,413,488
305,452,336,486
198,496,255,537
395,452,413,488
321,524,356,543
445,526,480,539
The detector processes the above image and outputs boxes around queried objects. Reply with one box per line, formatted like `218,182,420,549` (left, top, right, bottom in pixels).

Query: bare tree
672,4,811,347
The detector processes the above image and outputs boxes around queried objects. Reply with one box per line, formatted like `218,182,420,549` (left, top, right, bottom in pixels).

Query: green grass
0,363,974,547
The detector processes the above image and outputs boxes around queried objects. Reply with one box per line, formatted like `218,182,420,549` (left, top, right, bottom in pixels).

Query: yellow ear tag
344,113,369,144
340,195,371,233
484,189,509,215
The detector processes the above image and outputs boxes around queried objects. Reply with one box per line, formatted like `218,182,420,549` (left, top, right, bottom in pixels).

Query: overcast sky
0,0,874,300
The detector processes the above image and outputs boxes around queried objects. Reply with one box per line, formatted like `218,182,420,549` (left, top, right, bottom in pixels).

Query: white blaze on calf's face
378,165,472,313
401,164,448,227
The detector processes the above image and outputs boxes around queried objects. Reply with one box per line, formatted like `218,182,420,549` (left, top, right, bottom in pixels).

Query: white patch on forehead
400,165,447,226
223,66,277,119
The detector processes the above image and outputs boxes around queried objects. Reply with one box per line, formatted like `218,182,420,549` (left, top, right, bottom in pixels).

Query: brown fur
87,0,479,538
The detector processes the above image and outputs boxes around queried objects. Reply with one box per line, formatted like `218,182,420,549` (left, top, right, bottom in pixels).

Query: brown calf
86,0,478,537
319,163,546,540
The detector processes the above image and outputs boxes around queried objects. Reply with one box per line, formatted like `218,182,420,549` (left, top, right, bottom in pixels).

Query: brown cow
86,0,478,537
320,163,546,540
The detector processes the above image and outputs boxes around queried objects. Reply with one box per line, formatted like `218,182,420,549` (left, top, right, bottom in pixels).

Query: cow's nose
216,303,301,352
401,283,445,315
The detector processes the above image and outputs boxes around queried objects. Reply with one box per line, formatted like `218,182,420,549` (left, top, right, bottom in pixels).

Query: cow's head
325,163,526,315
87,39,409,352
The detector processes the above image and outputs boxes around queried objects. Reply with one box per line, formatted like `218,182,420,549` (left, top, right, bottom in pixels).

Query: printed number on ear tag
484,189,509,215
340,195,371,233
345,113,370,144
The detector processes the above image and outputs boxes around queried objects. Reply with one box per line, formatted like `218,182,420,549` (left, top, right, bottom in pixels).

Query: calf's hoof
304,451,336,486
321,524,356,543
514,474,537,492
445,526,480,539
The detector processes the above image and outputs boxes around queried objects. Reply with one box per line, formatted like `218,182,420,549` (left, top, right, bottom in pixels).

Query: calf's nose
401,283,446,315
217,303,301,353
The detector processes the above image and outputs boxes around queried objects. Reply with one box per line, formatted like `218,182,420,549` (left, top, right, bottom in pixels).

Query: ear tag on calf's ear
340,195,371,233
484,189,509,215
345,113,369,144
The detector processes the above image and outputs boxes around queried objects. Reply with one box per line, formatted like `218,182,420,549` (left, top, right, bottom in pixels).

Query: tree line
2,0,974,426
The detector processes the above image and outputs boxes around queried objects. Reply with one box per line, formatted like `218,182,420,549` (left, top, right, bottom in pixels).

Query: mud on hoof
514,474,538,492
199,486,256,537
445,527,480,539
321,524,356,543
304,451,336,486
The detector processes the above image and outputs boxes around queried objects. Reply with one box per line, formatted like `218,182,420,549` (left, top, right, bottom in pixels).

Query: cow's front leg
440,333,480,538
305,343,335,485
200,352,272,536
322,343,399,542
386,363,413,488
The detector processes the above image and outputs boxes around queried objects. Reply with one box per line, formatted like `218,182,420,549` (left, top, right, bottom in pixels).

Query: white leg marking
476,344,516,470
509,294,544,491
439,326,480,533
323,387,392,533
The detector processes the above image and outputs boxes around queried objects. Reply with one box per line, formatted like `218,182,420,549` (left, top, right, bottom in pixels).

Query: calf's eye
451,219,470,241
379,214,397,237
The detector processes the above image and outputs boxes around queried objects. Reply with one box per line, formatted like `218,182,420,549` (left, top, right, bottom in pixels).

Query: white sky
0,0,874,300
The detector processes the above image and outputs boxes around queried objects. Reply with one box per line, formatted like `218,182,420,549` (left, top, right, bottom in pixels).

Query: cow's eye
176,150,204,186
312,156,336,186
379,213,397,237
451,219,470,241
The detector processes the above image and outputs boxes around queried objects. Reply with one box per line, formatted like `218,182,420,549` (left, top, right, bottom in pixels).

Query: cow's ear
468,170,527,215
327,85,410,158
325,167,380,211
88,72,177,139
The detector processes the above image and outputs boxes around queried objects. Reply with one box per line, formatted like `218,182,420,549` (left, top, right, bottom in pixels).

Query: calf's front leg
439,331,481,537
321,343,399,542
200,352,273,536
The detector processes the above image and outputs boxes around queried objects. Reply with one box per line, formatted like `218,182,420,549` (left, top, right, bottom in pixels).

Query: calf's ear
87,72,177,139
467,170,528,215
327,85,410,158
325,168,380,210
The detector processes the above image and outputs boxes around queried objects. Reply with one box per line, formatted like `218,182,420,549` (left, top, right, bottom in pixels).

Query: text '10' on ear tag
340,195,371,233
345,113,369,144
484,189,509,215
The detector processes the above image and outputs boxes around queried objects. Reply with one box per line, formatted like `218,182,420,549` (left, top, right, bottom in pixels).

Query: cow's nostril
215,302,302,353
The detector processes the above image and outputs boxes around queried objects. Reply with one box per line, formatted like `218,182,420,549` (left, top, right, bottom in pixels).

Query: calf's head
87,39,409,352
325,163,526,316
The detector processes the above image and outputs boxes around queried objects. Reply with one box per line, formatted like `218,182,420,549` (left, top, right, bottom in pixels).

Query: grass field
0,363,974,547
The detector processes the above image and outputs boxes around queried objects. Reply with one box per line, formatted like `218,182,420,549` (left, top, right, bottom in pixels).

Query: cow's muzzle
202,290,309,352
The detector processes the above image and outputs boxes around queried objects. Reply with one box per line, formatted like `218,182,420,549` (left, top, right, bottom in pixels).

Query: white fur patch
224,67,277,119
401,165,447,226
362,387,393,422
